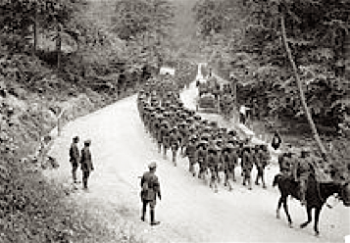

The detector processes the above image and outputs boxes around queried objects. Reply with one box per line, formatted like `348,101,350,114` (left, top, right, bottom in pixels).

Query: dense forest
192,0,350,177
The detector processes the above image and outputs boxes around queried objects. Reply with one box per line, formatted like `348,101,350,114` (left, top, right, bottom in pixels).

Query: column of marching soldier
137,76,271,193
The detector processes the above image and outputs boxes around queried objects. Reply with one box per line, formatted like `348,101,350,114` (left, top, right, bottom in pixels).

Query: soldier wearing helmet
140,162,161,226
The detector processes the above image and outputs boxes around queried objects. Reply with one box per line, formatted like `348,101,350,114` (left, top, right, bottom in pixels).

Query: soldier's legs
72,163,78,183
150,201,160,226
255,168,262,185
213,170,219,192
209,169,218,192
82,170,90,189
242,169,246,185
157,142,162,153
163,145,168,158
224,170,228,186
245,170,252,190
189,157,195,176
226,171,233,191
232,166,236,182
141,200,148,221
171,147,177,166
198,162,203,179
261,168,266,188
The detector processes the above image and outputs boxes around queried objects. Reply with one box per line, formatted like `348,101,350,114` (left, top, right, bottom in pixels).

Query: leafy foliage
112,0,175,70
193,0,350,130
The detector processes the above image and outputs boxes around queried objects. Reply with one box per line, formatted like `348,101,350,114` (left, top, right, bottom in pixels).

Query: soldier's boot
141,204,146,222
228,181,233,191
211,178,218,192
163,148,167,158
255,175,260,185
262,175,267,189
72,169,77,183
82,176,88,189
189,163,195,176
172,151,177,166
224,176,229,187
198,168,202,179
247,178,252,190
150,209,160,226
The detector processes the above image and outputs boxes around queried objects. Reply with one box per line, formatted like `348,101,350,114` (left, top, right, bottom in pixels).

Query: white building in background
159,66,176,76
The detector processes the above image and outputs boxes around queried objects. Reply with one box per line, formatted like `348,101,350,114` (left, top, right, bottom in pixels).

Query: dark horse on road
273,173,350,236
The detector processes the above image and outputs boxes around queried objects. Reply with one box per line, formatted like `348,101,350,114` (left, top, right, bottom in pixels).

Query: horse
272,173,350,236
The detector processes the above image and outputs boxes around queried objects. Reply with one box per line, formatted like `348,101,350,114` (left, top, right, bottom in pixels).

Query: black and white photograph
0,0,350,242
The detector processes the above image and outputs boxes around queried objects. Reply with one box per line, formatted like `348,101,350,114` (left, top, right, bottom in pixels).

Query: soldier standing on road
140,162,161,226
69,136,80,183
80,139,94,190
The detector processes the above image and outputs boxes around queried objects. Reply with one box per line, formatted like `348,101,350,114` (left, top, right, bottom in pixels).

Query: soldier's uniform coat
69,141,80,182
80,146,94,189
140,171,161,208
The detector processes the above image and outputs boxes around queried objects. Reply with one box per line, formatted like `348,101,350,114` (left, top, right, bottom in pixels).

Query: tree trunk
56,20,62,72
33,12,37,55
280,15,329,162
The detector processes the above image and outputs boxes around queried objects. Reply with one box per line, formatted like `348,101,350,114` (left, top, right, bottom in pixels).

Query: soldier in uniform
293,148,316,206
196,140,209,180
80,140,94,190
242,146,253,190
254,145,269,188
140,162,161,226
178,121,189,155
69,136,80,183
184,135,197,176
159,121,170,157
221,143,238,191
208,146,220,192
278,145,294,176
169,126,180,166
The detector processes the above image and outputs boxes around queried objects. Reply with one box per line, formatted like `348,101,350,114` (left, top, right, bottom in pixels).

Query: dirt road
47,72,349,242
